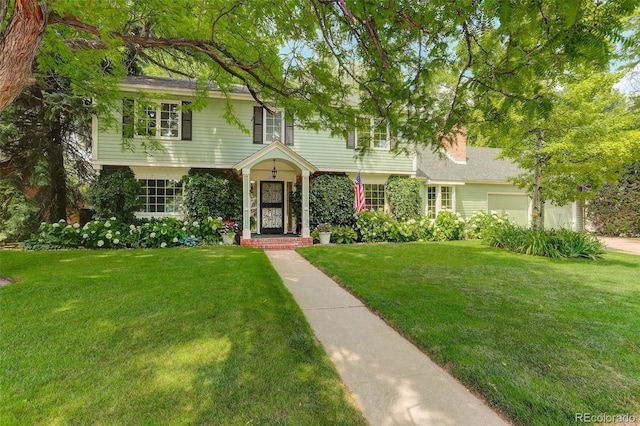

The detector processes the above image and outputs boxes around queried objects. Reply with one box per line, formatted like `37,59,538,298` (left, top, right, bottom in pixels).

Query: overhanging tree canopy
1,0,638,148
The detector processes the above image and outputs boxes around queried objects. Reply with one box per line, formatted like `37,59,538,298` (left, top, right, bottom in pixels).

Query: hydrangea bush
23,217,226,250
465,210,512,240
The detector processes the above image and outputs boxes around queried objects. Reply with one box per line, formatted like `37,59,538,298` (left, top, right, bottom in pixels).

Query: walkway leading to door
266,250,509,426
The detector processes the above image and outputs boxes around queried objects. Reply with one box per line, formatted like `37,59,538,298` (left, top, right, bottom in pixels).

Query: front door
260,181,284,234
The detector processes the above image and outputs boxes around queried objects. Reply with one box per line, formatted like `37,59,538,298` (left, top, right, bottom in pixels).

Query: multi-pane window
426,186,437,219
160,103,180,137
441,186,452,210
356,117,389,150
136,102,181,139
138,179,183,214
265,110,283,143
364,184,385,210
427,185,454,217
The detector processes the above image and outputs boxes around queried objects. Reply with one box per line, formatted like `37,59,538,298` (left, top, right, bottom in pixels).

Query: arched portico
233,142,318,241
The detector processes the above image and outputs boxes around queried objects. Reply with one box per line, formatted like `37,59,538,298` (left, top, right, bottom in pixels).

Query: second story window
137,102,180,139
253,106,294,145
348,117,390,150
123,99,192,141
265,110,283,143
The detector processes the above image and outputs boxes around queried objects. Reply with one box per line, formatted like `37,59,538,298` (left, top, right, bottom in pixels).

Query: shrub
182,169,242,223
484,224,605,259
23,217,225,250
355,209,394,242
466,210,512,240
431,210,466,241
0,178,39,244
86,167,141,222
331,226,358,244
385,176,422,221
309,174,355,228
587,162,640,237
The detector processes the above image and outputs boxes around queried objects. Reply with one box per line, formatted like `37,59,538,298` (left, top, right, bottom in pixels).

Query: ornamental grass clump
484,223,605,259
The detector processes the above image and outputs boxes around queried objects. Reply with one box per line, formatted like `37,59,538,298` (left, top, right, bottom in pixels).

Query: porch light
271,159,278,179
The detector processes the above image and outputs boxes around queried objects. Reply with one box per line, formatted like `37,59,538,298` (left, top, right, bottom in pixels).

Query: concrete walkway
266,250,509,426
601,237,640,255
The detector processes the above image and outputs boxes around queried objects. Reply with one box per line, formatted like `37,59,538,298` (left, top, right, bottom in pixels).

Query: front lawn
298,241,640,426
0,247,365,425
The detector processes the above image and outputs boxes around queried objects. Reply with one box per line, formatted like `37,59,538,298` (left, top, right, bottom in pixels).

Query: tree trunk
531,131,544,231
46,121,68,222
0,0,47,113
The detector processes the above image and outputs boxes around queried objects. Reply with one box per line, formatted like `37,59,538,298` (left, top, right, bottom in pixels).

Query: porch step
240,236,314,250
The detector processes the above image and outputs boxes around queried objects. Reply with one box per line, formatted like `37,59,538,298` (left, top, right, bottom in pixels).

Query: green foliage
87,167,141,222
587,162,640,237
385,176,422,221
465,210,512,240
182,169,242,223
431,210,466,241
473,71,640,211
0,178,39,243
309,174,355,228
355,209,395,242
331,226,358,244
22,216,225,250
484,223,605,259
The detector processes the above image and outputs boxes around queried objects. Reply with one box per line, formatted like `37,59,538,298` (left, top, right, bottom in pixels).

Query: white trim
91,115,99,161
120,83,255,101
441,149,467,165
233,141,318,173
263,108,285,144
426,180,465,186
133,100,182,141
92,160,235,169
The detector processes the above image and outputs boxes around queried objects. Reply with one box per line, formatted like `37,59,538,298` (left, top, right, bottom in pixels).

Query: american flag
354,172,365,212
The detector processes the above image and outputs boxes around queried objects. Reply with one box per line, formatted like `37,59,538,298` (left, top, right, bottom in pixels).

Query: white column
242,168,251,240
301,170,311,238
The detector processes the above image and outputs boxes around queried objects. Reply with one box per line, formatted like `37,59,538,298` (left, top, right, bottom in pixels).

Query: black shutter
284,116,294,146
181,101,192,140
122,98,134,138
253,106,263,144
346,131,356,149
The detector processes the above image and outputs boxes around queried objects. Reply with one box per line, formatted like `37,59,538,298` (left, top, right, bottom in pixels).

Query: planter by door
260,181,284,234
319,232,331,245
222,233,235,245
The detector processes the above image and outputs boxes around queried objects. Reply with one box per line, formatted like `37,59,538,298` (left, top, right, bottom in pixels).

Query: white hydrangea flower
97,240,104,247
150,232,156,238
83,233,89,238
193,221,199,227
104,221,111,228
173,237,178,243
106,233,112,240
52,223,60,228
160,242,167,248
110,217,116,221
73,223,80,229
113,239,119,244
130,224,136,230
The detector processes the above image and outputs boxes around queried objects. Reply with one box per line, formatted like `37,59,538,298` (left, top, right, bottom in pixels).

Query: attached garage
488,193,529,226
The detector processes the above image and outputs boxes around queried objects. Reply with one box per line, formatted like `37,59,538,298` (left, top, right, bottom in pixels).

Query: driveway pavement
601,237,640,255
266,250,509,426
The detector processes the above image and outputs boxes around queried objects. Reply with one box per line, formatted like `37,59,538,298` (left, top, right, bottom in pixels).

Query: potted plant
220,220,238,244
316,223,332,244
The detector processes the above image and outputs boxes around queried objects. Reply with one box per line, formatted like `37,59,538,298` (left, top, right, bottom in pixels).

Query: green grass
0,247,366,425
298,241,640,426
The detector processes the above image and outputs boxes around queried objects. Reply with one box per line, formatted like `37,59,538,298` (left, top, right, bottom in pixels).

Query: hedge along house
91,76,415,248
417,133,584,230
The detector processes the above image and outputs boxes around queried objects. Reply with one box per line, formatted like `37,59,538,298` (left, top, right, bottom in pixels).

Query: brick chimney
442,130,467,164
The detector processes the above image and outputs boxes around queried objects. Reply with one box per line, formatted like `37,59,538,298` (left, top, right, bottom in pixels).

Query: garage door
488,194,529,226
